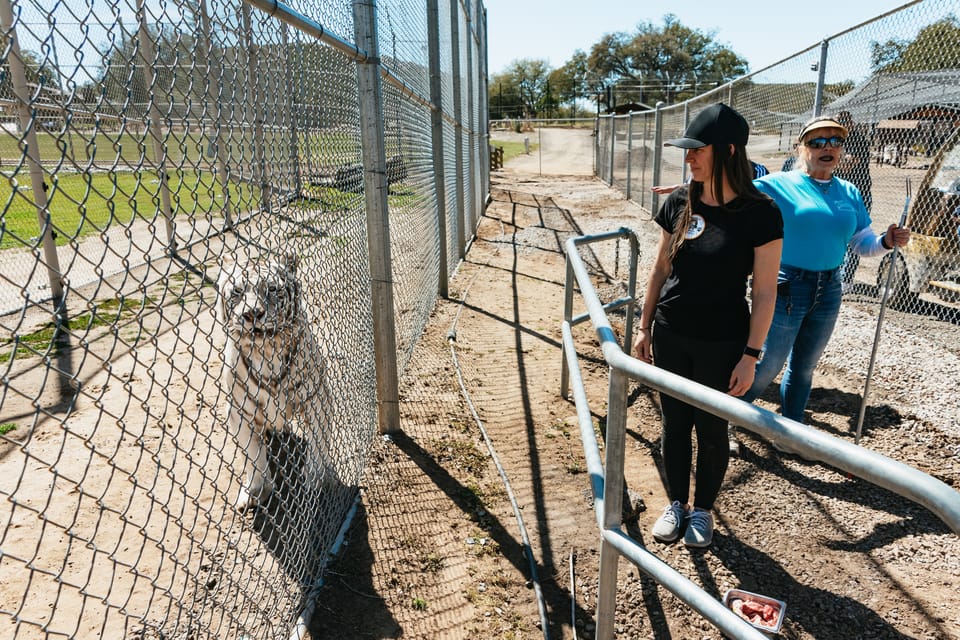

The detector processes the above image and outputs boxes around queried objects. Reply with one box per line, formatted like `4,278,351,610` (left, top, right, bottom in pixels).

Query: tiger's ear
281,251,300,274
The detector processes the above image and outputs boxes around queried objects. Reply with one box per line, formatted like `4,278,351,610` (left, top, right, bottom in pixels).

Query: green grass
0,296,150,364
0,422,17,435
492,140,538,164
0,129,365,170
0,169,259,250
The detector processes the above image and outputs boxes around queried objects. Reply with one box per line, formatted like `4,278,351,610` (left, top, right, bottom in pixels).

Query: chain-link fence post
197,0,234,229
625,113,634,200
651,101,665,215
680,102,690,185
241,2,271,213
0,0,63,302
479,7,491,207
426,0,448,297
813,39,829,116
281,23,303,198
136,0,176,252
607,114,615,185
449,0,466,259
353,0,400,434
464,3,477,235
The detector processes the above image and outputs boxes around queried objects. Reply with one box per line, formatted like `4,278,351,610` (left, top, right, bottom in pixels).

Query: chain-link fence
597,0,960,433
0,0,488,637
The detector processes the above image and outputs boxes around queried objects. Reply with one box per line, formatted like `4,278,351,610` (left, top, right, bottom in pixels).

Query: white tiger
216,251,331,511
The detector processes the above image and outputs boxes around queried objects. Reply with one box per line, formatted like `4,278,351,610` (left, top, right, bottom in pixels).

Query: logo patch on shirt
685,214,706,240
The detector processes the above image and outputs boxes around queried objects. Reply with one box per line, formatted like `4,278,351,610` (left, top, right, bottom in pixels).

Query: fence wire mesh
0,0,487,637
597,0,960,434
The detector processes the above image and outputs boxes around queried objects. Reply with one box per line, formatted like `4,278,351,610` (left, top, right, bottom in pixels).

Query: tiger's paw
235,477,274,511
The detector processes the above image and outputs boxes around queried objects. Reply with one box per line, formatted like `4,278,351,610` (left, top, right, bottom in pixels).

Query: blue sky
482,0,912,76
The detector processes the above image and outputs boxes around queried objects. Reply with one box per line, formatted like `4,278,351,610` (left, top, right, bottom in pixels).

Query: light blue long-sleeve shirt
754,171,884,271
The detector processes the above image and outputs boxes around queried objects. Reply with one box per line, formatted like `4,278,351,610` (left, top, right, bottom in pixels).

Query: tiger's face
217,252,302,343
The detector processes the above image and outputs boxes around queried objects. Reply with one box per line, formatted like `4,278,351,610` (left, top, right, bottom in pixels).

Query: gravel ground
314,158,960,639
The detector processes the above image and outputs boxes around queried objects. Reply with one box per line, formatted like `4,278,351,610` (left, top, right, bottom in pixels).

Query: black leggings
652,324,742,510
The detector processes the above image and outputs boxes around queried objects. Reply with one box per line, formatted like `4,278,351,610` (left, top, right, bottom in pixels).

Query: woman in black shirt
633,103,783,548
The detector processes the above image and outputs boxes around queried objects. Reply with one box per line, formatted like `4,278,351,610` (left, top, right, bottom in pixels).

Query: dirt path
311,167,960,639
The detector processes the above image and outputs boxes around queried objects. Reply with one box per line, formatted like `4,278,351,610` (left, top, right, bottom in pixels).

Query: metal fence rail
0,0,488,638
560,228,960,640
596,0,960,434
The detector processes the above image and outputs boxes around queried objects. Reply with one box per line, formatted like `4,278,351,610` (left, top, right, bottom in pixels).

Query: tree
584,14,748,107
490,58,552,119
549,51,596,116
871,16,960,72
86,18,200,120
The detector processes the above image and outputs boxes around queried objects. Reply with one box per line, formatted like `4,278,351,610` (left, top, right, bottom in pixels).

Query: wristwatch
743,346,764,361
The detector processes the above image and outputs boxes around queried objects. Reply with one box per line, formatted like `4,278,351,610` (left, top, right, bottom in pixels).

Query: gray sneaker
728,427,741,456
683,509,714,548
652,501,687,543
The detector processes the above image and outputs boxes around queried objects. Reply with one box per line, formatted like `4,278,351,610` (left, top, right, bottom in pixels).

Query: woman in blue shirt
743,116,910,426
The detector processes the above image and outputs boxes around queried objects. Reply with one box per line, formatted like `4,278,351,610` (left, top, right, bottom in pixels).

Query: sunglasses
804,136,846,149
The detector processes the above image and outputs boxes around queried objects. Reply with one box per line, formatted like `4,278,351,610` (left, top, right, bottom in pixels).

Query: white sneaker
728,427,741,456
683,509,714,548
652,501,687,543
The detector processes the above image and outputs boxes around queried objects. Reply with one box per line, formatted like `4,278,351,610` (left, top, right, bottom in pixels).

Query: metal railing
560,228,960,640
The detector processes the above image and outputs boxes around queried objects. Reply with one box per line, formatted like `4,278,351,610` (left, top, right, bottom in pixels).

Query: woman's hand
884,223,911,248
650,184,681,195
728,356,756,397
633,327,653,363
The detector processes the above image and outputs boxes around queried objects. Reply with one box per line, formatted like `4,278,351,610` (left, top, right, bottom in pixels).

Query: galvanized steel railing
560,228,960,640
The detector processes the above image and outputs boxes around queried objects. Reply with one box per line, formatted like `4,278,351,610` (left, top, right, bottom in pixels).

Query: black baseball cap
665,103,750,149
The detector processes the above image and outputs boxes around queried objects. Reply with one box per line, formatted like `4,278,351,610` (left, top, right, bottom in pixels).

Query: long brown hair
668,143,770,259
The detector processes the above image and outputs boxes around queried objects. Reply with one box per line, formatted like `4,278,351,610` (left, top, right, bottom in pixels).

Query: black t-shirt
654,187,783,342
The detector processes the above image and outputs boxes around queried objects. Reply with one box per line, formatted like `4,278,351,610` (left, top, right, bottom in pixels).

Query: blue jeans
743,265,843,422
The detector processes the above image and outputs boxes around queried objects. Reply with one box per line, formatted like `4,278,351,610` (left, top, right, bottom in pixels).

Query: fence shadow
251,430,350,584
307,501,402,639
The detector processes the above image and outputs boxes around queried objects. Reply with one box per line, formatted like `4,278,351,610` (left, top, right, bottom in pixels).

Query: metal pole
353,0,401,434
651,102,665,215
855,180,911,443
464,3,477,237
136,0,176,252
680,102,690,185
607,116,615,185
595,366,628,639
480,8,491,205
561,254,575,399
0,0,63,302
44,14,76,163
812,40,829,117
242,3,271,212
449,0,466,258
281,24,302,197
538,127,542,176
426,0,448,297
197,0,234,228
625,113,633,200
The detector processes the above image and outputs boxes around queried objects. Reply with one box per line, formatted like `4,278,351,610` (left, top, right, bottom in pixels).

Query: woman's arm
633,229,673,363
849,224,911,257
729,238,782,396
